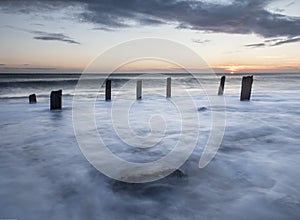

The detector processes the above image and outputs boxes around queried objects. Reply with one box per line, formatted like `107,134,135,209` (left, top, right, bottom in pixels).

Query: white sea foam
0,73,299,219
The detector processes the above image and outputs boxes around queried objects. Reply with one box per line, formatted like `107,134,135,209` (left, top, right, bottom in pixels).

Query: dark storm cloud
1,0,300,39
5,25,80,44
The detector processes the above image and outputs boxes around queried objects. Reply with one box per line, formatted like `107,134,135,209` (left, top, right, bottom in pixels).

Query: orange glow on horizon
214,64,300,73
2,61,298,74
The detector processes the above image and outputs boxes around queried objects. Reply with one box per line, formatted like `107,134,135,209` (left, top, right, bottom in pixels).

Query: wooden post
240,76,253,101
29,94,37,104
136,80,142,99
50,90,62,110
166,77,171,98
218,76,226,95
105,79,111,101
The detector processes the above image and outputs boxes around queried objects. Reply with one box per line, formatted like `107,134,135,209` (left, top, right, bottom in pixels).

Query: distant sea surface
0,72,299,100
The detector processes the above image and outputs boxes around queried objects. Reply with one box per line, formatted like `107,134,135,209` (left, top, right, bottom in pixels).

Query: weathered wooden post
218,76,226,95
166,77,171,98
240,76,253,101
136,80,142,99
105,79,111,101
50,90,62,110
29,94,37,104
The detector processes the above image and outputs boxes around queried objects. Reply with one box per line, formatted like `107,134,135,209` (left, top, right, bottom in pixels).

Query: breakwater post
166,77,171,98
136,80,142,100
218,76,226,95
29,94,37,104
50,90,62,110
240,76,253,101
105,79,111,101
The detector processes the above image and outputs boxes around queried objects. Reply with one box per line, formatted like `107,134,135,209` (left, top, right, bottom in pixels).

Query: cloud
1,0,300,38
92,27,115,32
192,39,210,44
33,34,80,44
30,23,45,27
138,17,165,25
5,25,80,44
2,67,56,71
245,37,300,48
272,37,300,46
0,64,5,66
285,1,295,7
245,43,266,48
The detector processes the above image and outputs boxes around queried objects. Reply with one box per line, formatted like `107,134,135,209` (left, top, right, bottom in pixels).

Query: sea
0,73,299,220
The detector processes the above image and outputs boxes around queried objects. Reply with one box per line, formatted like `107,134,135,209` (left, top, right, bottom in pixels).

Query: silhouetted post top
218,76,226,95
166,77,171,98
105,79,111,101
29,94,37,104
50,90,62,110
136,80,142,100
240,75,253,101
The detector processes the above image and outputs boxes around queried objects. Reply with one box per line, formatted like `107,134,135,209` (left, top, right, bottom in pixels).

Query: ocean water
0,73,299,220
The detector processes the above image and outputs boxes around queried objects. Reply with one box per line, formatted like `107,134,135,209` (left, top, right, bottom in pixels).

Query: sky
0,0,299,74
